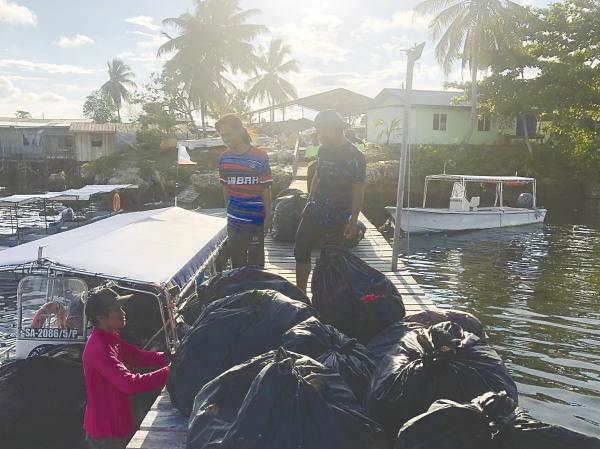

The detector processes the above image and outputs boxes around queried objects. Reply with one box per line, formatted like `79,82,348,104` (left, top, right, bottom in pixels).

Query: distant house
0,117,137,162
366,89,521,146
0,117,79,159
69,122,137,162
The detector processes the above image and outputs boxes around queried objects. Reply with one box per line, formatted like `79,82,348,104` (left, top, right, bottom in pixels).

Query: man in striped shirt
217,114,273,268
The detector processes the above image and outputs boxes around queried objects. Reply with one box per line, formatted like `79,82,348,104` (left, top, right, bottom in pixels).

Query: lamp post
391,42,425,271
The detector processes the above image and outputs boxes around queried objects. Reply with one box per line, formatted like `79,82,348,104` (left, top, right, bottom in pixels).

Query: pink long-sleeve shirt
83,328,169,439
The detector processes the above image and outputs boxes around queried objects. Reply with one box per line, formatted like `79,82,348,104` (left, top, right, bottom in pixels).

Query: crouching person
83,287,170,449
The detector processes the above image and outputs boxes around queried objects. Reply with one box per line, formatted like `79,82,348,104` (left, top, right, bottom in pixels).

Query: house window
478,114,491,131
433,113,447,131
91,134,103,148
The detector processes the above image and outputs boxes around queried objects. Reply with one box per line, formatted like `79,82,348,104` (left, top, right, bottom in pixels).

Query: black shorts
227,224,265,268
294,209,344,263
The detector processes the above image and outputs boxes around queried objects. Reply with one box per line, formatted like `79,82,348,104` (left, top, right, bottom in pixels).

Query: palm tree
246,39,299,122
414,0,525,143
100,59,136,122
158,0,267,135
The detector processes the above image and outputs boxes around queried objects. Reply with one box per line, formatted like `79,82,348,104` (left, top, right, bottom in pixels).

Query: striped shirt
219,147,273,229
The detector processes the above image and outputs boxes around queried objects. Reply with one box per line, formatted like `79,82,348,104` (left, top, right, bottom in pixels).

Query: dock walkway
127,164,436,449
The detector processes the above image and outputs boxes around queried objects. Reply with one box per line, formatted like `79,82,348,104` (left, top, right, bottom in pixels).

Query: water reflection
398,223,600,437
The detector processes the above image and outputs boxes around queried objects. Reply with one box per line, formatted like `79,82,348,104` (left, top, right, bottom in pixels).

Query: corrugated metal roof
371,89,468,108
0,117,88,128
69,122,138,133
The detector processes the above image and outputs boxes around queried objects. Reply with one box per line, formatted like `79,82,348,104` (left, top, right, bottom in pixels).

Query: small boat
0,206,227,360
386,174,547,233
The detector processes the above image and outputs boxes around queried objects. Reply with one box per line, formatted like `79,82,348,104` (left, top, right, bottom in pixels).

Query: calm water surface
395,222,600,437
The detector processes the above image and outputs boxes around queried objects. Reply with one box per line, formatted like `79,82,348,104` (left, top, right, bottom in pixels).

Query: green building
366,89,518,146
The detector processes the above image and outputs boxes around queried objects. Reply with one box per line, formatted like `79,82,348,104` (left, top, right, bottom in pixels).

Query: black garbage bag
0,344,86,449
366,321,518,439
405,308,486,340
311,245,406,342
188,349,390,449
281,316,375,400
367,321,424,366
181,267,309,325
168,289,314,416
272,188,307,242
396,391,600,449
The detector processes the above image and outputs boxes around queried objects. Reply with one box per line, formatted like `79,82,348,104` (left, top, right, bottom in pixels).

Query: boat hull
386,207,547,233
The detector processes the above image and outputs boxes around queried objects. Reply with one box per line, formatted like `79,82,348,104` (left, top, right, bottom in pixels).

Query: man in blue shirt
294,110,367,292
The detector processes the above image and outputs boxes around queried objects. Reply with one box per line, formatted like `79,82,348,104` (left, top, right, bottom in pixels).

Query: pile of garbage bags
366,321,518,438
311,245,406,342
281,316,375,401
396,391,600,449
168,289,314,415
188,349,388,449
180,266,308,324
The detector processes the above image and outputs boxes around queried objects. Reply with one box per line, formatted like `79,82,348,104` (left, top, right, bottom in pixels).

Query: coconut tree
246,39,299,122
158,0,267,135
414,0,525,143
100,59,136,122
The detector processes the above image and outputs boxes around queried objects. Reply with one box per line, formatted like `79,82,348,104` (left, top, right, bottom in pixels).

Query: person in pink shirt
83,287,170,449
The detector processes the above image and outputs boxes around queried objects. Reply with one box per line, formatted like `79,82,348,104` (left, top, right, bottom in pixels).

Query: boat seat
469,196,480,210
450,182,470,211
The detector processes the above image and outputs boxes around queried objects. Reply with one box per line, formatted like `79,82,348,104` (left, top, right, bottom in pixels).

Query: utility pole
391,42,425,271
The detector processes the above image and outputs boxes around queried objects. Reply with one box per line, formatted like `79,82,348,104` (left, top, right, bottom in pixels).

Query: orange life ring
31,301,67,329
112,192,121,212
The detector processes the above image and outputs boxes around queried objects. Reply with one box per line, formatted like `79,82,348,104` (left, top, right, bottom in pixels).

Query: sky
0,0,552,120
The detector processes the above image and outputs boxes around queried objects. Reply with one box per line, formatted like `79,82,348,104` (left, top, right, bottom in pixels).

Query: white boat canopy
0,184,137,206
426,174,536,183
0,207,227,289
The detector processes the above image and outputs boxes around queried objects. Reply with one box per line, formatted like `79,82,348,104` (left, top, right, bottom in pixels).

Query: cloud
125,15,160,32
0,59,96,74
0,76,69,103
0,76,22,99
128,30,169,50
0,0,36,26
271,10,351,63
53,34,94,48
361,10,433,33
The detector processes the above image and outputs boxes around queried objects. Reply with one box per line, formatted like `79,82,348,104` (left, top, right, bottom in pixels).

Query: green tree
83,90,117,123
158,0,267,135
210,89,252,120
246,39,299,122
15,110,31,119
100,59,136,122
414,0,527,143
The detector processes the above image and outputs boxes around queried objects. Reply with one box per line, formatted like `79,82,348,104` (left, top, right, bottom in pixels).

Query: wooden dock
127,164,436,449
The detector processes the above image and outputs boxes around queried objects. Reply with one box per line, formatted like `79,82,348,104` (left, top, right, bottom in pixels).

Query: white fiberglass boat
386,174,547,233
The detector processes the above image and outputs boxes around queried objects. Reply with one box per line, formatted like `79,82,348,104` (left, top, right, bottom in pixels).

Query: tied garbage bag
396,391,600,449
367,321,424,366
281,316,375,400
311,245,406,342
367,321,518,439
272,188,307,242
180,267,309,325
168,289,314,416
0,344,86,449
188,349,390,449
405,309,486,340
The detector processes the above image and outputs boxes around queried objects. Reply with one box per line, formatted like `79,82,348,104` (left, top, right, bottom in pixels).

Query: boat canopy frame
422,174,537,209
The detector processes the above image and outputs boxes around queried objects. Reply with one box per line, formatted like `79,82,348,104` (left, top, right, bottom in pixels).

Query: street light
391,42,425,271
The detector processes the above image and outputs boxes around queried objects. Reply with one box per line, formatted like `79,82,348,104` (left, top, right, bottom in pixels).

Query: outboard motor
516,192,534,208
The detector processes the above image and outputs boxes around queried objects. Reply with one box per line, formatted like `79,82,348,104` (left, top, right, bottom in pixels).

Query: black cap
314,110,348,130
85,287,132,323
